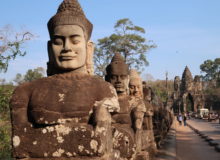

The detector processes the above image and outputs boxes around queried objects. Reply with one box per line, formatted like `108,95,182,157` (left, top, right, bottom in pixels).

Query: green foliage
94,18,156,76
0,121,12,159
0,85,14,159
23,67,45,82
0,25,35,72
200,58,220,111
203,83,220,111
147,80,174,103
200,58,220,86
13,67,45,85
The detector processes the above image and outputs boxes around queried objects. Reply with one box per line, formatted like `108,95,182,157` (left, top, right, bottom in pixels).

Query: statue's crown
129,69,142,82
129,69,139,79
106,53,129,76
111,53,125,63
48,0,93,39
57,0,84,15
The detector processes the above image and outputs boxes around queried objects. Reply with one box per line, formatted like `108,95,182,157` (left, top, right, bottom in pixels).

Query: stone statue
133,79,156,157
105,54,148,159
174,76,180,92
129,70,145,153
142,84,172,149
10,0,120,159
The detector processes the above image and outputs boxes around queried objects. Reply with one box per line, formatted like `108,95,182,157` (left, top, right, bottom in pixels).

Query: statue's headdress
106,53,129,75
129,69,142,84
47,0,93,40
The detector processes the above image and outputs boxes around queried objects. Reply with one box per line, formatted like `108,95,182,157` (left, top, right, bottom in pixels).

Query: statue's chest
29,79,96,114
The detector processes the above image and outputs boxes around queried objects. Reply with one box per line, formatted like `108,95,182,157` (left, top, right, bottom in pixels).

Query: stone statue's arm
144,101,154,117
94,85,120,114
10,84,31,128
133,99,146,130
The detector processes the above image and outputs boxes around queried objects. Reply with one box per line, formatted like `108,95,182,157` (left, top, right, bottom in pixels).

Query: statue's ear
86,40,95,75
47,40,53,61
47,40,55,76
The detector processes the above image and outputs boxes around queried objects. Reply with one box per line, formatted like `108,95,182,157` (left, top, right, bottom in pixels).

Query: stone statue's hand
145,110,154,116
94,96,120,113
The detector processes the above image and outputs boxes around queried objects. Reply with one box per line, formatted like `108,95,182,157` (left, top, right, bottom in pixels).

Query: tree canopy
200,58,220,86
13,67,45,85
94,18,156,77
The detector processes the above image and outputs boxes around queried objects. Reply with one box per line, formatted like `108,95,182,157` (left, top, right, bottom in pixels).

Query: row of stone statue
10,0,173,160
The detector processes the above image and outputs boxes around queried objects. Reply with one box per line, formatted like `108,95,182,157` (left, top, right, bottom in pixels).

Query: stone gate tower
172,66,205,113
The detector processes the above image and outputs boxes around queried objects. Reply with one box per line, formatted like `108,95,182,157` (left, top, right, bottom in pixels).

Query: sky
0,0,220,82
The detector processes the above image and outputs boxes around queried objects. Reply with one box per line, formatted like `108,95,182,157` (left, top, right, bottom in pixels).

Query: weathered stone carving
172,66,205,113
129,70,156,158
10,0,120,159
105,54,148,159
142,83,173,149
105,53,137,159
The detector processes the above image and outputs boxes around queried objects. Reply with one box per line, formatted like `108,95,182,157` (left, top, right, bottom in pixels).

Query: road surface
176,119,220,160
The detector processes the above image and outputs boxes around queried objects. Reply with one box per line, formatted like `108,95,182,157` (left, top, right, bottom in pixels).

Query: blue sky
0,0,219,81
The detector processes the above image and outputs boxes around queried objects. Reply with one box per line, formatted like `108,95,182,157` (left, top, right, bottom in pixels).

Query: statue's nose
63,39,72,52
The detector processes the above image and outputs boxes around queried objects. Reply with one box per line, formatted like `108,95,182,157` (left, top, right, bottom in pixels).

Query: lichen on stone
57,136,64,143
46,126,55,132
95,126,107,137
42,129,47,134
66,152,73,157
78,145,84,152
52,148,65,157
33,141,37,145
90,139,98,152
58,93,65,102
55,124,71,135
12,136,20,147
44,152,48,157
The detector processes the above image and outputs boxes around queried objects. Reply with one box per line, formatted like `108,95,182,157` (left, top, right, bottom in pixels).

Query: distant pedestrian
183,114,187,126
178,114,183,125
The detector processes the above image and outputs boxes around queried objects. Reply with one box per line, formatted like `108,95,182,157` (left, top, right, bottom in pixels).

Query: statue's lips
59,56,76,61
115,84,123,88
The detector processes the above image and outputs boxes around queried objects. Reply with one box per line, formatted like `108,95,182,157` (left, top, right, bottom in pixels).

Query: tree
13,67,45,85
23,67,45,82
200,58,220,86
0,25,35,72
147,80,174,103
94,18,156,76
13,73,24,85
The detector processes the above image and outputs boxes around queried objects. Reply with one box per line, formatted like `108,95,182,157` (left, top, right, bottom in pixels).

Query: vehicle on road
197,108,209,119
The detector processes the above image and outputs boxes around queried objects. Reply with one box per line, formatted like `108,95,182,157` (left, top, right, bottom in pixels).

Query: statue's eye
130,85,135,89
70,37,80,44
121,75,127,80
53,38,63,45
111,75,117,80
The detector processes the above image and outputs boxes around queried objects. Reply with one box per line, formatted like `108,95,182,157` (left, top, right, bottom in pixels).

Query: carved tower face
50,25,87,71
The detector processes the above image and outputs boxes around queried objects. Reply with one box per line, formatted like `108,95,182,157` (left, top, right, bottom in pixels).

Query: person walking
178,114,183,125
183,113,187,126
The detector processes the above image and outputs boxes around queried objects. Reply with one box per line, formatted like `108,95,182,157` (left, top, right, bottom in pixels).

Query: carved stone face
108,65,129,95
129,80,143,97
143,87,152,102
50,25,87,71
